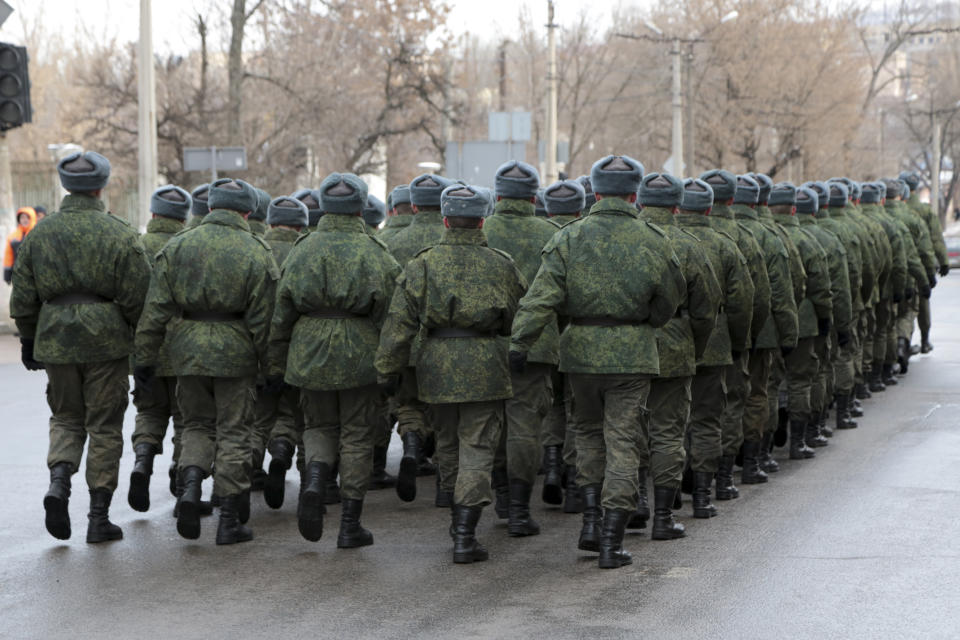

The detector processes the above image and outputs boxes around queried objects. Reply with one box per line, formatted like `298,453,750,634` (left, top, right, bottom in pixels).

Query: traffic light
0,42,31,131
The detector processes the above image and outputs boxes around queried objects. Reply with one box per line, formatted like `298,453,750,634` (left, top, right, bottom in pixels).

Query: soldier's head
208,178,257,216
362,195,386,228
441,184,488,229
699,169,736,205
749,173,773,205
267,196,309,231
495,160,540,202
679,178,713,215
795,186,818,216
577,175,597,211
249,187,270,222
34,205,46,220
292,188,323,226
544,179,585,218
318,172,368,216
882,178,903,201
638,173,683,211
768,182,798,214
899,171,920,192
802,181,830,211
57,150,110,197
849,181,862,203
733,175,760,208
828,182,849,209
410,174,453,213
874,180,888,203
389,185,412,216
190,184,210,218
859,182,883,204
150,185,191,222
590,155,644,202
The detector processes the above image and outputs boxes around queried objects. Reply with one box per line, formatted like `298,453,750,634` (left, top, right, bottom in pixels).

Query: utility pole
683,46,694,176
670,37,684,176
545,0,558,184
137,0,158,231
932,117,941,224
498,40,508,112
0,132,11,221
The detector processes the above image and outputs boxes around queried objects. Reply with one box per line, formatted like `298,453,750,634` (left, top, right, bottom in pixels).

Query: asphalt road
2,281,960,640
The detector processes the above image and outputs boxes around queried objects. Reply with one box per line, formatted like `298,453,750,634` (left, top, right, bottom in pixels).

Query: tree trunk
227,0,246,142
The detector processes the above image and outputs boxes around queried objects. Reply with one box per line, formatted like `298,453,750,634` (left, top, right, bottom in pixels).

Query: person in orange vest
4,206,38,284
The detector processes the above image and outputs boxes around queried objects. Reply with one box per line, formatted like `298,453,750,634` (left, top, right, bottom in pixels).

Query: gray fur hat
699,169,737,202
249,187,270,222
150,185,191,221
410,174,454,207
639,173,683,208
267,196,309,227
750,173,773,204
441,184,489,219
208,178,256,213
590,155,644,196
292,188,323,226
495,160,540,199
362,195,386,226
802,181,829,208
319,173,368,215
389,185,411,209
733,174,760,205
860,182,883,204
57,151,111,192
828,182,849,208
544,180,586,215
577,175,597,210
795,186,818,214
190,184,210,217
768,182,798,207
680,178,714,212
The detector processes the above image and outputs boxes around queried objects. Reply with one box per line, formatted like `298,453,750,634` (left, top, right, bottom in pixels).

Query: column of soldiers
8,149,947,568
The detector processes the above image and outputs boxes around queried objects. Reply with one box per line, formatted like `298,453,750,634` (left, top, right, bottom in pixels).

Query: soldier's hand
920,283,932,299
20,339,44,371
817,318,831,337
837,331,851,347
133,365,155,392
940,263,950,278
262,375,287,395
379,374,401,397
509,350,527,374
928,270,937,289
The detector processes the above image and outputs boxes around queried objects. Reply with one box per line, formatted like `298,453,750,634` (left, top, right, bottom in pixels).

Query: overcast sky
0,0,650,53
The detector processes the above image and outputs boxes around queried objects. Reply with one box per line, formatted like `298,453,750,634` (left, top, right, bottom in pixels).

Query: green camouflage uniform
888,198,936,343
511,197,686,512
863,202,908,369
11,194,151,491
907,193,947,343
135,209,278,498
376,227,526,507
377,214,413,244
269,214,400,501
846,201,889,383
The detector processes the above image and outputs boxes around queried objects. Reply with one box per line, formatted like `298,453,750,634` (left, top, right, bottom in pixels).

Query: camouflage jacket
376,228,526,403
733,204,799,350
757,205,806,305
887,200,936,284
186,215,204,229
818,209,867,314
377,214,413,245
248,219,267,236
10,194,151,364
639,207,721,377
800,215,853,334
269,214,400,391
264,227,300,269
386,210,444,268
773,213,833,337
135,209,279,377
483,198,560,365
676,212,754,366
846,205,888,306
141,216,186,376
907,194,947,268
860,203,903,300
510,196,686,375
548,214,579,228
708,204,771,346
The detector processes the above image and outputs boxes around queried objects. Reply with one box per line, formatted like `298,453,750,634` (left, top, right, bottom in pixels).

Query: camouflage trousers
873,299,891,367
896,295,918,341
812,335,831,414
131,374,183,460
766,351,787,436
833,325,856,395
394,367,432,439
46,358,128,492
742,349,772,443
569,373,650,512
249,387,304,471
300,386,378,501
432,400,504,508
918,294,931,339
505,363,552,484
177,375,255,497
720,352,749,456
540,367,578,466
372,392,393,449
639,375,691,489
785,337,819,421
687,365,725,474
861,306,875,379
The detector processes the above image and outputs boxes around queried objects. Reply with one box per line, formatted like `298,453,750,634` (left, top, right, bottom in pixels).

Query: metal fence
9,162,140,226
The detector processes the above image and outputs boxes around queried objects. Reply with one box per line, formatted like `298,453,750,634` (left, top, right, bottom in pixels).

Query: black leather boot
789,418,815,460
598,508,633,569
238,489,251,524
298,461,328,542
250,449,266,492
868,369,886,392
652,486,685,540
86,489,123,543
577,484,602,552
492,467,509,519
507,479,540,537
836,394,857,429
369,445,396,490
774,407,789,447
740,440,768,484
541,445,563,505
806,415,828,448
691,471,717,518
819,408,833,438
338,498,374,548
715,455,739,500
627,467,650,528
680,465,694,495
177,465,205,540
921,333,933,353
264,438,294,509
897,337,910,375
168,463,178,497
396,431,421,502
452,504,488,564
882,363,898,386
850,397,864,417
324,460,341,505
128,442,156,512
418,433,438,476
760,432,780,473
216,494,253,545
434,473,453,508
855,382,872,400
44,462,72,540
562,465,583,514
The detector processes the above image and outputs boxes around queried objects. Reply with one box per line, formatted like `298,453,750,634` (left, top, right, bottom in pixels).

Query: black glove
817,318,831,337
379,373,401,397
837,331,851,347
780,345,794,358
133,365,155,393
920,283,932,299
509,350,527,374
940,263,950,277
261,375,287,395
928,270,937,289
20,339,44,371
905,288,915,301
